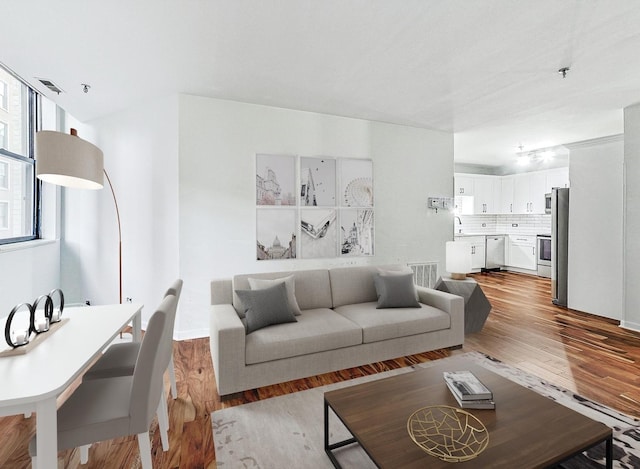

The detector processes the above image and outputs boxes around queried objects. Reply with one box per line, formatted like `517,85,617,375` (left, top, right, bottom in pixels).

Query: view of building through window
0,65,36,243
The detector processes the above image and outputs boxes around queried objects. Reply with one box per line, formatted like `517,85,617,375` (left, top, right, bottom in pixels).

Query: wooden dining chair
29,295,174,469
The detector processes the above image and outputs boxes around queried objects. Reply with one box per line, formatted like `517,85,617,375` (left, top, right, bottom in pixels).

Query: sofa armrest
416,286,464,341
209,304,246,395
211,278,233,305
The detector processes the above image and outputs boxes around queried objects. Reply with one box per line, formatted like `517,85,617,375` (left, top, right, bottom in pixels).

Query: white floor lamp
36,129,123,304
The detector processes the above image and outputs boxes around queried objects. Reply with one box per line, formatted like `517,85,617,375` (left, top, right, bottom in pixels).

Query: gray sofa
209,265,464,396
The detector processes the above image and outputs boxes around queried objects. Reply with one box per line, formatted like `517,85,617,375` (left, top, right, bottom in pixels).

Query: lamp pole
103,169,122,304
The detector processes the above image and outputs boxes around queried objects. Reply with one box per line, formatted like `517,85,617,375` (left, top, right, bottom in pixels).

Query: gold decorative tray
407,405,489,462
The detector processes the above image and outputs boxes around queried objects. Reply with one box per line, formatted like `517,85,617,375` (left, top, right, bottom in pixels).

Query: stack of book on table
443,370,495,409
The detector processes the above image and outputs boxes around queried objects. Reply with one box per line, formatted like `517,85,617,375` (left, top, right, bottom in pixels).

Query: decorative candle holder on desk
4,303,34,348
4,289,65,348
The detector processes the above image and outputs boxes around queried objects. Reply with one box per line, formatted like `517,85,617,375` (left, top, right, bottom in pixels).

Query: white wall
60,94,453,338
623,103,640,330
62,96,180,324
567,135,624,320
178,95,454,338
0,240,60,315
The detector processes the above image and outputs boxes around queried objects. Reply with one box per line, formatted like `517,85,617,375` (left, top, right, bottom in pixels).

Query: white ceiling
3,0,640,166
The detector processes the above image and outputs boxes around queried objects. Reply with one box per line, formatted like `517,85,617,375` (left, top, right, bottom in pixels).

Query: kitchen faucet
454,216,462,234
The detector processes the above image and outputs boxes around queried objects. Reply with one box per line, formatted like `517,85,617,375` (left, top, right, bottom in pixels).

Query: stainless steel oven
537,234,551,278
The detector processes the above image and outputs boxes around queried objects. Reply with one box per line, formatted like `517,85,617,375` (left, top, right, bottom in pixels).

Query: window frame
0,64,40,246
0,200,8,230
0,120,7,149
0,159,8,189
0,79,7,111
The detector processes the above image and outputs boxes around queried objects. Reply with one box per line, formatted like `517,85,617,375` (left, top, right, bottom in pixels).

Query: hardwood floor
1,271,640,468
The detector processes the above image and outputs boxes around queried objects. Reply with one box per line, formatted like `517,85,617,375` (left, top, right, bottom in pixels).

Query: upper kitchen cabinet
513,171,546,214
546,167,570,191
455,168,560,215
473,175,501,214
454,175,474,196
501,176,515,214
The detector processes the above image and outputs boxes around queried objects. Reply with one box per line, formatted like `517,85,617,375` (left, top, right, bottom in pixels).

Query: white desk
0,302,143,469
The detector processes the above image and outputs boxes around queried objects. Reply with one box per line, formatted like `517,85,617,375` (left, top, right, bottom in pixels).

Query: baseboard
175,328,209,341
619,320,640,333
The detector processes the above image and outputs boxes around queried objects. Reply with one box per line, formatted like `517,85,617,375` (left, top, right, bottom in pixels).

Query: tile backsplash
456,214,551,236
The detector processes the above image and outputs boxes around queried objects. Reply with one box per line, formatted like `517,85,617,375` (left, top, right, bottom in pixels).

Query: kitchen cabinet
473,175,501,214
513,172,546,214
454,175,474,196
454,168,568,215
455,236,486,270
501,176,515,214
508,235,536,270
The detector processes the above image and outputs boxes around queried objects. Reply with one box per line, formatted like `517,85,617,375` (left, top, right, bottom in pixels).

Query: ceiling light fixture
516,146,561,165
81,83,91,93
558,67,570,78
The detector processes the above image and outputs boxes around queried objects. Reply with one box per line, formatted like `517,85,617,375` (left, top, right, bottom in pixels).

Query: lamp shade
36,130,104,190
446,241,472,280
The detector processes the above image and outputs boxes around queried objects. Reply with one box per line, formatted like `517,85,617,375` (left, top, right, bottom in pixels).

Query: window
0,121,7,149
0,201,8,230
0,160,7,189
0,64,38,245
0,80,7,110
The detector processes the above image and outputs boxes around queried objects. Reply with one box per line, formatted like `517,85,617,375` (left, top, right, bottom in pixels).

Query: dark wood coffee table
324,357,612,468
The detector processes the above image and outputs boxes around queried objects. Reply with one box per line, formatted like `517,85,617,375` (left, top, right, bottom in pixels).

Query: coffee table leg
324,398,357,469
606,435,613,469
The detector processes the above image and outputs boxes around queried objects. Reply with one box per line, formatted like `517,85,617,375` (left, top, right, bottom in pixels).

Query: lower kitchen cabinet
455,236,486,270
508,235,536,270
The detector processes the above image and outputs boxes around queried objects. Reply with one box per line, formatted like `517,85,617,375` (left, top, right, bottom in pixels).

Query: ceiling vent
36,78,63,95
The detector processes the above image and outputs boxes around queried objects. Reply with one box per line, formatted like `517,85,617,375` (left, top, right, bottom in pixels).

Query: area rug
212,352,640,468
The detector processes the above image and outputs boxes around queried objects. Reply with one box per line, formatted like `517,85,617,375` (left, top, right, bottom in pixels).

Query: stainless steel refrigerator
551,187,569,306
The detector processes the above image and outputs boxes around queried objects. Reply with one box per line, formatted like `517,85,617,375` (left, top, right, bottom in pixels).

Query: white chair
81,279,182,455
84,279,183,398
29,296,174,469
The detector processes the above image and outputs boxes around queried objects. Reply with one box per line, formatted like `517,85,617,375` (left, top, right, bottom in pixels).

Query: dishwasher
484,235,505,271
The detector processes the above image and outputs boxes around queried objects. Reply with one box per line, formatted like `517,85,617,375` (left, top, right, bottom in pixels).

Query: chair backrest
161,279,182,359
129,295,173,431
164,279,183,300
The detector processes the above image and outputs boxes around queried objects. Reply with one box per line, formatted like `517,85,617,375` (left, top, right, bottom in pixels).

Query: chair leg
157,388,169,451
80,445,90,464
137,432,152,469
168,356,177,399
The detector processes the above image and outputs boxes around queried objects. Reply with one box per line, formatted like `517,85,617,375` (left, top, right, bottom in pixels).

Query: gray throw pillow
374,272,421,309
235,282,298,334
248,275,302,316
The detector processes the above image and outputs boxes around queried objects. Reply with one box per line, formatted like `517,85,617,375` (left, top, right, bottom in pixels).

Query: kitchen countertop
453,232,539,237
454,232,508,237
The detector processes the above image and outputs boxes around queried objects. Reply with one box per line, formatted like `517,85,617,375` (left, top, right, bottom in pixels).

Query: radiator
408,262,439,289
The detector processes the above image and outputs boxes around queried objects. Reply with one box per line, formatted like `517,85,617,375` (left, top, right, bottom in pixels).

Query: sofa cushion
374,272,421,308
234,269,332,315
245,308,362,365
248,275,302,316
235,283,298,334
329,265,409,308
334,301,451,343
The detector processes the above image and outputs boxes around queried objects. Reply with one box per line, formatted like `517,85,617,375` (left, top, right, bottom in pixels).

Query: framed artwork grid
256,154,374,260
